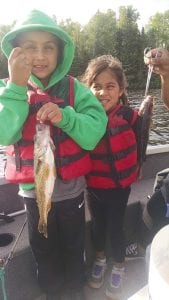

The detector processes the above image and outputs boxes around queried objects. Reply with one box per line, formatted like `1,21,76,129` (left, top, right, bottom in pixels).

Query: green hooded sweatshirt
0,9,107,190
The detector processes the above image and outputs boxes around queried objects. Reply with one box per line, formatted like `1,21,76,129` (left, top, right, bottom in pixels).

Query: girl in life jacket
82,54,144,299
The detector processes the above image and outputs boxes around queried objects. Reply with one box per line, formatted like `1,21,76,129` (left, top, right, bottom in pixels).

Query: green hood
1,9,75,89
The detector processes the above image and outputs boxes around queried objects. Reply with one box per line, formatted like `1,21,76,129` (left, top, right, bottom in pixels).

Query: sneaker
88,258,107,288
125,242,145,260
105,266,125,299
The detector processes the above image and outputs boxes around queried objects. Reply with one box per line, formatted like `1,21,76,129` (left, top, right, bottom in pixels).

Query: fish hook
144,47,159,97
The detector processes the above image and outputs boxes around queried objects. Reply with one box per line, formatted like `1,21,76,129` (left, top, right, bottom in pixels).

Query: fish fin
38,221,48,239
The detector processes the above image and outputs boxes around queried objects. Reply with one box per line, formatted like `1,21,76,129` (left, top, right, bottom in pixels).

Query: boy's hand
37,102,63,125
8,47,32,86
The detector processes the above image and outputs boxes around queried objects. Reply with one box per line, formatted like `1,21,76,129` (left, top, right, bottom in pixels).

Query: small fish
138,95,154,166
34,123,56,238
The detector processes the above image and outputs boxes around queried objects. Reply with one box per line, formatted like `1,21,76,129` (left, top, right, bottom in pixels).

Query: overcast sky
0,0,168,28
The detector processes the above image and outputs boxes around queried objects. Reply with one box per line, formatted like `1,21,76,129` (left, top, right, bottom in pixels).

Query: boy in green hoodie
0,9,107,300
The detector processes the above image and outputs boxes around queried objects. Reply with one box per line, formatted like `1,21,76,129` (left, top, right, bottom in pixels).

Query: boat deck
1,145,168,300
0,177,154,300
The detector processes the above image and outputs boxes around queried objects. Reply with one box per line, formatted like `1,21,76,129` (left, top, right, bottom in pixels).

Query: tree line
0,6,169,90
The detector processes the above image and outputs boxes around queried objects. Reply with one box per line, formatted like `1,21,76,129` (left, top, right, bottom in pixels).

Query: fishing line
145,64,153,97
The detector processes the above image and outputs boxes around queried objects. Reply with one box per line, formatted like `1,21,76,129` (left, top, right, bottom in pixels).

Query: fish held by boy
34,123,56,238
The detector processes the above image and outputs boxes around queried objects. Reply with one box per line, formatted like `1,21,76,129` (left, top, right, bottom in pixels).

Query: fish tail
38,221,48,238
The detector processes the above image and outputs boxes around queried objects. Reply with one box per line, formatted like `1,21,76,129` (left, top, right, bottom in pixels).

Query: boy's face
17,30,60,86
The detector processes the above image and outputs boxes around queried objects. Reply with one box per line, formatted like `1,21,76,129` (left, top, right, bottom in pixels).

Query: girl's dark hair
82,55,128,105
11,30,64,64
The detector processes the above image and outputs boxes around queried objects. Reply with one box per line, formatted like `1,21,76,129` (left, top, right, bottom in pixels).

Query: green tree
0,24,13,78
83,10,117,57
145,10,169,48
59,19,84,76
116,6,143,89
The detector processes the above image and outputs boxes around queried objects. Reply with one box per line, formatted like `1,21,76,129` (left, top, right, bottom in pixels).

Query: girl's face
90,69,123,112
18,31,59,86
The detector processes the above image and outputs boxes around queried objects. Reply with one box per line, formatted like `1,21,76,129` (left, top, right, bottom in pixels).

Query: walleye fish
138,95,154,166
34,123,56,238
